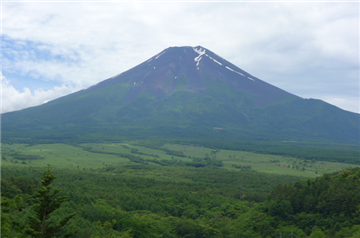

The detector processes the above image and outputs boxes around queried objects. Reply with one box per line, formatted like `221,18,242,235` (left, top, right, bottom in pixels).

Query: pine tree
26,167,77,238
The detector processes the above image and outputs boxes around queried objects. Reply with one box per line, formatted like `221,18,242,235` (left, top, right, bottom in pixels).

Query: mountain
2,46,359,144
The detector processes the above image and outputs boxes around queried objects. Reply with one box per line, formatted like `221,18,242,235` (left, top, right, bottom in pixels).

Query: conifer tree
26,167,77,238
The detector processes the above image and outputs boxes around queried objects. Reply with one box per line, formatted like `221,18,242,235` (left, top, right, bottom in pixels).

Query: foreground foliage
265,167,360,237
1,165,360,237
26,168,77,237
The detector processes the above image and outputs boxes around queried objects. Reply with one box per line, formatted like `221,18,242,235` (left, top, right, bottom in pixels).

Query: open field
1,143,357,178
161,144,358,177
1,143,130,170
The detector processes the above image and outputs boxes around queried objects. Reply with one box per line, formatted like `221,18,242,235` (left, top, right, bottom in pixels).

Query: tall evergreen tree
26,167,77,238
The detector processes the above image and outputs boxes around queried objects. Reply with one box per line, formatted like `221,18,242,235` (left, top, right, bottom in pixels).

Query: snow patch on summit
193,47,206,69
155,51,166,59
226,66,244,76
206,54,222,65
225,66,255,81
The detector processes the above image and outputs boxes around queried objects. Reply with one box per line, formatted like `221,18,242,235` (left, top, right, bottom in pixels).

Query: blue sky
1,1,359,113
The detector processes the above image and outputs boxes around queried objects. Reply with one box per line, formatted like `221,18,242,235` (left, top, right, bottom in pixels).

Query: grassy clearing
1,143,357,178
0,143,130,170
161,144,358,177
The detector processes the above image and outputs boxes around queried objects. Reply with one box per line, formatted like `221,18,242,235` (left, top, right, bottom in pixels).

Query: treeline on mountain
2,166,360,237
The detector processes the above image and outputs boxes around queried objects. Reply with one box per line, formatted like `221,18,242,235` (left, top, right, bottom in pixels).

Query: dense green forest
2,165,360,237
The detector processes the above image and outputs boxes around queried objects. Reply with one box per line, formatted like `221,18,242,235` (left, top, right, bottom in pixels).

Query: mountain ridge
2,46,359,144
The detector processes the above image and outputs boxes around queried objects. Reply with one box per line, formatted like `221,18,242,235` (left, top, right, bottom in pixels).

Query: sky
1,1,359,114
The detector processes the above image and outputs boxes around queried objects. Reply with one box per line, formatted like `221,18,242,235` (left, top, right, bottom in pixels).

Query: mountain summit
2,46,359,144
88,46,298,106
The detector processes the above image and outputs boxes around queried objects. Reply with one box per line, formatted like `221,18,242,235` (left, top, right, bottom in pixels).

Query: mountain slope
2,46,359,144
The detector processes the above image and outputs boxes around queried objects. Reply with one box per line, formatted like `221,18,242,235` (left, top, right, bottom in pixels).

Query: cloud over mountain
1,2,359,113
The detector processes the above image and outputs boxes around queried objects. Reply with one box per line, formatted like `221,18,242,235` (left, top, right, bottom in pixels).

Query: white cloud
1,2,359,113
321,96,360,114
1,73,76,113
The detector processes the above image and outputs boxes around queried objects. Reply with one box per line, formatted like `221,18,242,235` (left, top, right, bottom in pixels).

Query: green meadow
161,144,358,177
1,143,129,169
1,142,357,178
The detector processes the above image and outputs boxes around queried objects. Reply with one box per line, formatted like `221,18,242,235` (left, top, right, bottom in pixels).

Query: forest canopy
2,165,360,237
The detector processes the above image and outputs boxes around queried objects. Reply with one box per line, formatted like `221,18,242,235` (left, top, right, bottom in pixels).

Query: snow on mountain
193,46,206,69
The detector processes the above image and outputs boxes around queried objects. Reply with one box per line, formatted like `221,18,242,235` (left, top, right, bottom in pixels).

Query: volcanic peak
1,45,359,145
159,46,255,81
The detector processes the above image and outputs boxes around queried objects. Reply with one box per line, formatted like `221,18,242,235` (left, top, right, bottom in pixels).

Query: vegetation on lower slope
2,165,360,237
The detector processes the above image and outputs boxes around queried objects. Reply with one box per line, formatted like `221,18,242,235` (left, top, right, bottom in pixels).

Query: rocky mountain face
2,46,359,144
